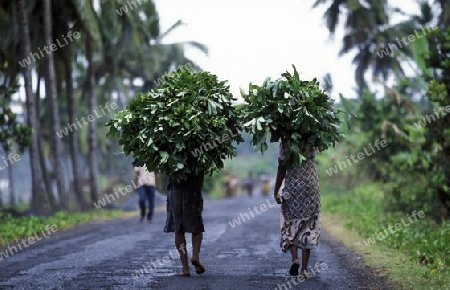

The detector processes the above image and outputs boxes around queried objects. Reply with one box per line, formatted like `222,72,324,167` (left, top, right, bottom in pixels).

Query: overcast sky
14,0,423,106
152,0,358,100
153,0,425,101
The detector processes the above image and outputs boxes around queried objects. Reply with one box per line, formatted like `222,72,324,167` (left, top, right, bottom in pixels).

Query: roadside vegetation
310,1,450,287
319,177,450,289
0,209,131,247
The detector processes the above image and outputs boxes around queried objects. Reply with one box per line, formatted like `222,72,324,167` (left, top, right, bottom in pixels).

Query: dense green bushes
318,32,450,277
322,27,450,223
320,180,450,280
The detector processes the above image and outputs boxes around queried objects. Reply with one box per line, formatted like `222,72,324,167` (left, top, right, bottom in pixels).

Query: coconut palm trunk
0,189,3,209
43,0,68,210
6,151,15,208
64,52,87,210
16,0,49,215
86,36,100,204
35,74,58,210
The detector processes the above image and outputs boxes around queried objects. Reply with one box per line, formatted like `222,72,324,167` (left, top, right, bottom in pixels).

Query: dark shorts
163,188,204,233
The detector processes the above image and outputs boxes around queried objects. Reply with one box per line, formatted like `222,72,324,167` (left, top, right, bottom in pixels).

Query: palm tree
9,0,208,212
16,0,49,215
43,0,68,210
312,0,426,95
63,48,87,210
435,0,450,26
86,34,100,205
35,72,58,210
93,2,208,175
64,0,103,206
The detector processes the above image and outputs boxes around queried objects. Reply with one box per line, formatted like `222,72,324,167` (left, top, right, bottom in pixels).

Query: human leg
146,186,155,222
301,249,311,277
190,232,205,274
289,244,300,276
191,232,203,258
189,190,205,273
175,232,190,276
138,186,146,222
289,244,299,261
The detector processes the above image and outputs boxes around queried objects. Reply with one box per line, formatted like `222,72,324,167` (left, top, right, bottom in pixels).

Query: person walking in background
222,170,232,197
261,175,270,197
244,172,254,197
273,143,321,278
164,172,206,277
134,165,161,224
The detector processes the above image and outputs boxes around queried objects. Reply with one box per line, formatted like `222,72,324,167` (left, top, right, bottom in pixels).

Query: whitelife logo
93,174,155,209
0,225,58,261
152,63,194,87
414,105,450,129
115,0,151,16
228,198,277,228
190,128,240,158
56,102,118,139
326,139,388,176
0,153,21,172
354,210,426,247
376,24,438,58
18,31,80,68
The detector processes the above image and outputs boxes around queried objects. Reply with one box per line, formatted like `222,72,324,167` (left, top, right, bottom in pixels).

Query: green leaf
239,64,348,167
105,68,244,180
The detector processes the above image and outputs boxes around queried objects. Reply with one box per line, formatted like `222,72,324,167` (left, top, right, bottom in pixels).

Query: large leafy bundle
106,68,244,180
239,65,343,168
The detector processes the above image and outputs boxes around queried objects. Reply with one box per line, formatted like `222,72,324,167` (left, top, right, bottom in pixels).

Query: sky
13,0,423,107
152,0,358,101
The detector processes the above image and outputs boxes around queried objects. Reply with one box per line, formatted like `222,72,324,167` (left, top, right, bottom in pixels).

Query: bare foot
175,271,190,277
289,260,299,276
301,269,310,278
190,257,205,274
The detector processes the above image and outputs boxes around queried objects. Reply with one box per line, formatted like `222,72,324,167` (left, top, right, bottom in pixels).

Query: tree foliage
0,53,31,155
107,67,244,180
239,65,344,168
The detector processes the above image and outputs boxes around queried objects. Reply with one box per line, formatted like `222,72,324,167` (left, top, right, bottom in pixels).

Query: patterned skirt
279,157,321,252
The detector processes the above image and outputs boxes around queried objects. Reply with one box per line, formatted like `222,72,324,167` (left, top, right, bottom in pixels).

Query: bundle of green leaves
106,67,244,180
238,65,343,168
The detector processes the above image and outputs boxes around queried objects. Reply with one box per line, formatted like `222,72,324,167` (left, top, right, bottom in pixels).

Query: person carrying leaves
163,170,206,276
106,67,243,277
240,65,345,278
273,143,321,277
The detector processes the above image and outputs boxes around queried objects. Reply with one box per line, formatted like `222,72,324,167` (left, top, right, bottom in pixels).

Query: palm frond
155,20,185,43
68,0,102,48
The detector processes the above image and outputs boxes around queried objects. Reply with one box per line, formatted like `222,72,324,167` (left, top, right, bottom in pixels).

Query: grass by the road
321,181,450,290
0,209,135,247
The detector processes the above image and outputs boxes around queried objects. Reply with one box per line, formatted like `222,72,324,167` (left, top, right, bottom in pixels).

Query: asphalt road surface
0,194,391,290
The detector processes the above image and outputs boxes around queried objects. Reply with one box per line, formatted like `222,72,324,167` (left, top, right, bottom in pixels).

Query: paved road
0,195,391,290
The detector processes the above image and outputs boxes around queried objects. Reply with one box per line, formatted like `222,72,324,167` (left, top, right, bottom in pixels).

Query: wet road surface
0,195,391,289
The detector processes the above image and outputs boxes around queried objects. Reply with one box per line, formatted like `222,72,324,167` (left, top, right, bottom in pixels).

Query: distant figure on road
134,165,161,223
164,172,206,277
230,178,239,196
244,172,254,197
273,143,321,278
223,170,232,197
261,176,270,197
